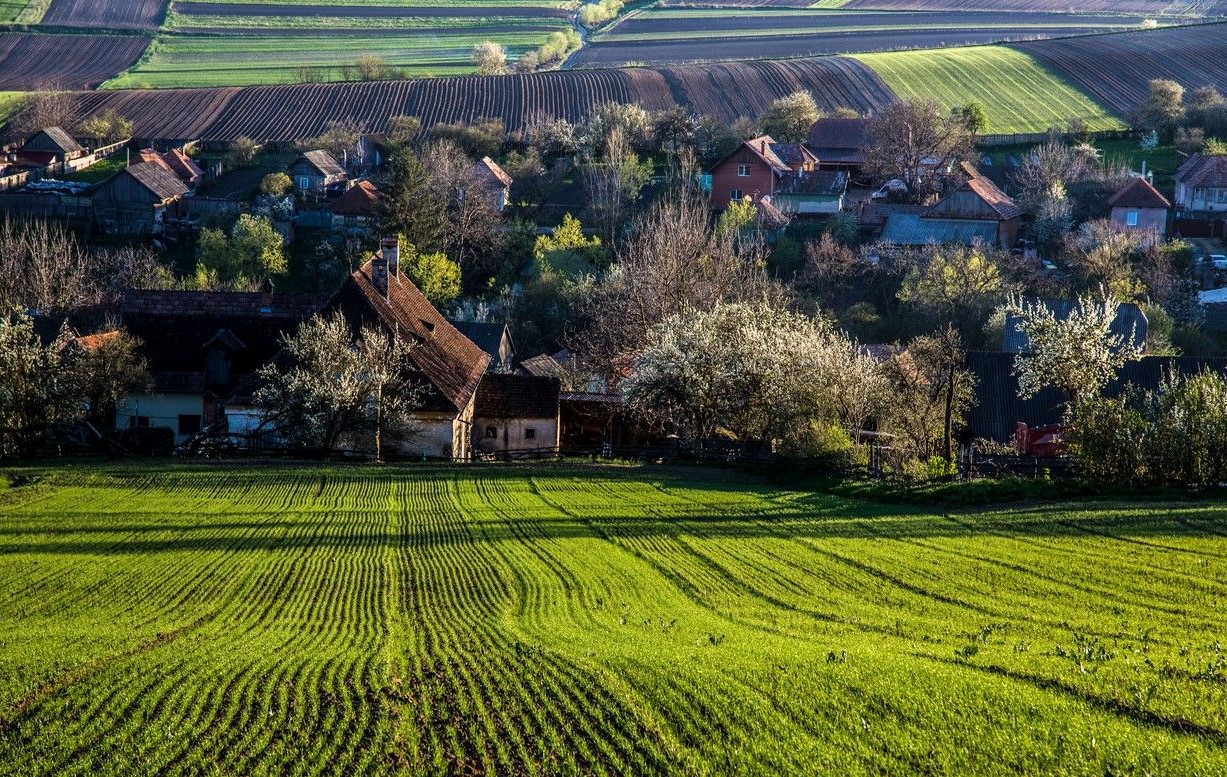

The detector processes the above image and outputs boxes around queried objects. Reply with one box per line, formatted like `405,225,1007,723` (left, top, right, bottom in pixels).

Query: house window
737,164,750,177
525,428,536,440
485,425,497,438
298,176,310,190
730,189,743,202
1126,211,1139,226
178,415,201,436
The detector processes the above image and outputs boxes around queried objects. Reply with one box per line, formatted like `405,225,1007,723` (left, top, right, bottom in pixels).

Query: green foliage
533,213,604,277
958,101,988,136
378,147,446,254
1,463,1227,773
758,90,820,142
195,214,287,283
1204,137,1227,155
0,310,80,457
402,244,461,307
579,0,624,28
260,172,292,197
716,198,756,236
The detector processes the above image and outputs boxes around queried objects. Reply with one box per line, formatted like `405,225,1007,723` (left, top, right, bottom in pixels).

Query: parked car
1210,254,1227,270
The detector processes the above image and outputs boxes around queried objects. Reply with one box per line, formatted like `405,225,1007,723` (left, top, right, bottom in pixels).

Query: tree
1063,219,1147,301
386,115,422,147
1030,180,1073,257
260,172,292,197
354,54,392,81
472,41,507,75
623,302,878,447
652,106,699,153
77,109,133,147
1007,294,1144,409
897,244,1008,337
74,327,151,430
0,310,81,458
8,90,75,143
957,102,988,138
378,147,447,253
758,91,820,142
224,136,259,168
304,119,362,164
534,213,605,277
421,140,509,291
583,126,653,244
880,326,974,463
1133,79,1185,137
255,311,423,460
196,215,287,283
402,244,461,307
863,99,974,203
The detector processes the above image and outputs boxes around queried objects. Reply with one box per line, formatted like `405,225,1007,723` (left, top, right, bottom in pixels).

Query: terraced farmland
576,9,1159,68
853,45,1124,134
1,464,1226,774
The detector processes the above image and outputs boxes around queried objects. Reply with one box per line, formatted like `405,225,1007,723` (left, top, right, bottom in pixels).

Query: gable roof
329,257,489,413
767,142,817,169
296,149,346,177
519,353,565,379
776,170,848,197
162,147,204,182
1175,154,1227,188
806,118,868,164
881,212,998,245
330,180,380,216
25,126,84,154
1109,176,1171,210
475,373,559,419
120,161,191,201
924,176,1022,221
474,156,513,188
738,135,790,174
449,320,509,362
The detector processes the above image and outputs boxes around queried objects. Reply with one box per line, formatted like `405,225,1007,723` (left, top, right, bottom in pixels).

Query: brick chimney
381,235,399,280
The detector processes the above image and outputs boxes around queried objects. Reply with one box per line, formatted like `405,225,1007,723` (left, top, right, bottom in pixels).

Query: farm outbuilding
19,127,86,160
474,374,561,458
92,161,190,235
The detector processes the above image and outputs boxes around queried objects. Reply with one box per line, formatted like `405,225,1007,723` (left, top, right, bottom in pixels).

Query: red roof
1108,176,1170,210
330,180,380,216
330,256,489,413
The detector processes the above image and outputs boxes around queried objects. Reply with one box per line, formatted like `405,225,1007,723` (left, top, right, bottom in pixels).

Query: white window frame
1126,210,1139,226
736,164,750,177
730,189,743,202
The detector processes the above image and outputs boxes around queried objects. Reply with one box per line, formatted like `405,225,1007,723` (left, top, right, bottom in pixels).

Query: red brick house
707,135,817,209
1108,176,1169,241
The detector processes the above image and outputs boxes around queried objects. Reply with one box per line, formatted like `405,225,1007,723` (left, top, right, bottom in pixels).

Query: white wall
475,416,559,454
116,393,204,442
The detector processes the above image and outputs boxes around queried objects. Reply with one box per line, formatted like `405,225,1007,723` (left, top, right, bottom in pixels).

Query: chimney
371,242,389,297
381,235,399,280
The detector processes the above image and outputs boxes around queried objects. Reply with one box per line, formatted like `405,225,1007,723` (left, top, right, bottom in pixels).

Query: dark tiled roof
924,176,1022,221
475,373,560,419
1175,154,1227,188
519,353,565,378
806,118,868,164
449,320,507,362
120,289,330,319
777,170,847,196
298,149,346,177
767,142,816,168
968,351,1227,442
330,180,380,216
741,135,790,174
329,258,489,413
1109,176,1171,210
123,161,191,201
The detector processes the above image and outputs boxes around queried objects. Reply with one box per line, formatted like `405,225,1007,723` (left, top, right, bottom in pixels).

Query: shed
289,150,347,194
92,161,190,235
474,373,561,455
20,127,85,160
805,118,868,169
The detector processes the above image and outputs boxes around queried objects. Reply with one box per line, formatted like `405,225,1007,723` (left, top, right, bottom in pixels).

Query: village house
473,373,561,458
138,147,204,190
327,237,490,459
1173,153,1227,213
706,135,817,209
1108,176,1170,240
288,150,347,195
878,167,1021,250
805,117,869,174
329,179,380,232
466,156,514,211
92,161,190,235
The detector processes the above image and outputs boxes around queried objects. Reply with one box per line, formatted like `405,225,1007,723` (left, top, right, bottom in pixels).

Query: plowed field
42,0,168,28
0,33,151,90
1,464,1225,774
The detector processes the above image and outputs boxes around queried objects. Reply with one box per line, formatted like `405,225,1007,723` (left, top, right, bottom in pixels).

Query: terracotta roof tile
1175,154,1227,188
1108,176,1171,210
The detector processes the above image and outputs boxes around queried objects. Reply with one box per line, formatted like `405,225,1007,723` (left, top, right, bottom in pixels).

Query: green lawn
0,463,1225,773
854,46,1125,135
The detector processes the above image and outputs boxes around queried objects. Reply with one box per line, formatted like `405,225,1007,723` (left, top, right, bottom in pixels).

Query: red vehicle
1015,422,1066,457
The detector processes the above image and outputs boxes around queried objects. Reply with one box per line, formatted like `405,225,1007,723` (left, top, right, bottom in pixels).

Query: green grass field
1,463,1225,773
854,46,1125,135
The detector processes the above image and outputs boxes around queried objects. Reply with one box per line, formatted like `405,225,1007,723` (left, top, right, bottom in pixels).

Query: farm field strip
853,45,1124,134
1,464,1225,773
0,32,152,90
842,0,1227,13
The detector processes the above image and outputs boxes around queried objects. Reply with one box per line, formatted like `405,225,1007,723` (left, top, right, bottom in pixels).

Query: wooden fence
978,128,1138,148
